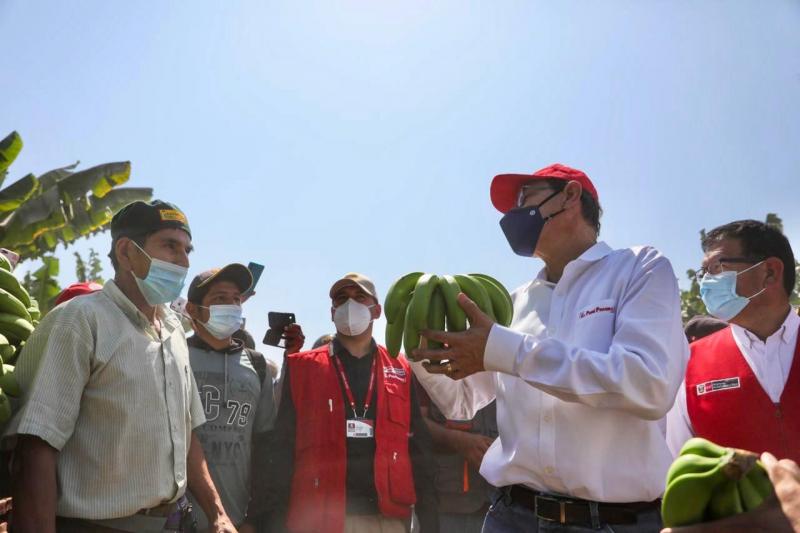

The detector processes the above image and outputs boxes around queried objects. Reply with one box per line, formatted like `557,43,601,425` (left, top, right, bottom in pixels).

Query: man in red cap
411,164,688,532
53,282,103,307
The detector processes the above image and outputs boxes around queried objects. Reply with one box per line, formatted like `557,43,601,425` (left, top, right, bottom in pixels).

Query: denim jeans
480,489,662,533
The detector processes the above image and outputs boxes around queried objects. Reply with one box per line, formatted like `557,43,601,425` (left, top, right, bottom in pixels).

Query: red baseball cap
54,281,103,306
490,163,599,213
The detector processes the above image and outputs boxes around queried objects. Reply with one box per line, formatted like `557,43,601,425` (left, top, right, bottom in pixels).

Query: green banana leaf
29,256,61,315
0,131,23,179
38,161,79,191
90,187,153,213
0,173,40,212
58,161,131,200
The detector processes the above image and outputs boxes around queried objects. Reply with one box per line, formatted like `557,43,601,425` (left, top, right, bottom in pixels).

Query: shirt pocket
573,298,617,352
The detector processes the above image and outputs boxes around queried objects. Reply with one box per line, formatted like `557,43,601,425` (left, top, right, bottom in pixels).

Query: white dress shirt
412,242,689,503
666,308,799,456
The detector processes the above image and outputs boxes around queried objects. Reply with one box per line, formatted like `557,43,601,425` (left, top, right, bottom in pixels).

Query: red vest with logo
285,344,416,533
685,326,800,462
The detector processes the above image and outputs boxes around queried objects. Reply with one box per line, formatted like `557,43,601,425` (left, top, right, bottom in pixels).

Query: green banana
440,275,467,332
0,313,34,341
384,272,424,324
403,299,421,360
27,306,40,321
426,287,446,350
737,471,766,512
744,462,774,502
678,437,728,459
0,365,20,397
453,274,494,321
386,318,405,358
0,254,11,272
0,390,10,423
470,273,513,326
662,458,729,527
0,288,31,321
407,274,439,329
0,344,16,365
666,453,724,486
0,268,31,307
706,480,743,520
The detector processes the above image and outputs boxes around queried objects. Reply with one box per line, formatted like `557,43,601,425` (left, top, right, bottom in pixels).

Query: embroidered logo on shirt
579,305,616,319
383,366,407,382
696,377,740,396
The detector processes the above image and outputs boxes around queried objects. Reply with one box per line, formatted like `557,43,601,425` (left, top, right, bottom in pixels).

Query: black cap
684,314,728,343
110,200,191,240
187,263,253,304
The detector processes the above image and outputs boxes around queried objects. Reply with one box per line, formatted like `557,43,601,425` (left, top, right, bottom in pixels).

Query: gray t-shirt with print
186,336,276,529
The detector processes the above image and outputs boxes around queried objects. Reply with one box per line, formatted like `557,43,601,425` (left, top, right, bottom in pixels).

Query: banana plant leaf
0,173,40,212
29,256,61,315
58,161,131,200
0,131,23,179
38,161,79,191
90,187,153,213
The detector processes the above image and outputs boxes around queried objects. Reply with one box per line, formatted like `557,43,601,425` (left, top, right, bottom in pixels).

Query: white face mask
198,304,243,339
333,299,374,336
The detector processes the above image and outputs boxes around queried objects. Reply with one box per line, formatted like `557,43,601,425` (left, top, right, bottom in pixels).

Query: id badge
346,418,374,439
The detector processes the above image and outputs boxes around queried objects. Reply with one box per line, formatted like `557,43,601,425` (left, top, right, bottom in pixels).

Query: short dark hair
543,178,602,235
702,219,796,296
108,233,150,271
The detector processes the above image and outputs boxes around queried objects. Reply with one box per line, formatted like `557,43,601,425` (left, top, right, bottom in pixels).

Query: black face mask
499,189,565,257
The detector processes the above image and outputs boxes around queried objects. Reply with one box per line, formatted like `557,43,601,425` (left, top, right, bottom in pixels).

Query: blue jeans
481,489,662,533
440,510,487,533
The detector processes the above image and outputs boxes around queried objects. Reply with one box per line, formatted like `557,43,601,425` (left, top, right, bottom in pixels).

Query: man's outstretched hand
414,293,494,380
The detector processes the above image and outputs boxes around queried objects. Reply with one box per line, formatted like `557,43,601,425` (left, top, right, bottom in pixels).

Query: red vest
686,326,800,462
285,344,416,533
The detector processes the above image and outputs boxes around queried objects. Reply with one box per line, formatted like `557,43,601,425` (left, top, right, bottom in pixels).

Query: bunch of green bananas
384,272,513,358
0,254,37,422
661,437,775,527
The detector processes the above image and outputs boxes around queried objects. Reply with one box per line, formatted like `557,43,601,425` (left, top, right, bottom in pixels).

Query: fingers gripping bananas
384,272,513,358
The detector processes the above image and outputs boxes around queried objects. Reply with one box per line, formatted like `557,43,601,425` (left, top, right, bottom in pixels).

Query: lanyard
332,355,376,419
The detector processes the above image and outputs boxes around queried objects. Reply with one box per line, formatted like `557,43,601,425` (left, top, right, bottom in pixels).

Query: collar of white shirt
527,241,614,291
731,306,800,349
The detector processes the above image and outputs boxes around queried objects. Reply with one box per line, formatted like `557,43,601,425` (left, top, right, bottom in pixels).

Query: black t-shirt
333,340,380,513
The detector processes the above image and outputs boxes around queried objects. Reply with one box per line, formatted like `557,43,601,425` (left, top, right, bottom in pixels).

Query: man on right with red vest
667,219,799,462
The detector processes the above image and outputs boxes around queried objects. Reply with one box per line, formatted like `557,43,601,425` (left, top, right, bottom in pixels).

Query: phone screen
244,262,264,297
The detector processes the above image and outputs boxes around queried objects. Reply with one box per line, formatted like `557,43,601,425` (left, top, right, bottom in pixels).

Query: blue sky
2,1,799,363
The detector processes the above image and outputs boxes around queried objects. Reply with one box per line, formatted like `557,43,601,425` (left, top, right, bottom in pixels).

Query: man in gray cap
184,263,305,531
245,273,439,533
7,200,235,532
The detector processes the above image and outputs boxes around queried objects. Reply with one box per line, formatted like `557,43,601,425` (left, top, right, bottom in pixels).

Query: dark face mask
499,189,565,257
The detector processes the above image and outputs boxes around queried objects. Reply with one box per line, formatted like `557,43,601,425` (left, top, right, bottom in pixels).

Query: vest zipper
314,477,319,489
393,451,398,462
775,403,788,455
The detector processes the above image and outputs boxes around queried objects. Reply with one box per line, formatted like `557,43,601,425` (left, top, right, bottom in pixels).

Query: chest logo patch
579,305,616,319
696,377,740,396
383,366,407,383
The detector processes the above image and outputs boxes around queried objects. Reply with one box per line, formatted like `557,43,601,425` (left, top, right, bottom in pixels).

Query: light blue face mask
131,242,188,306
699,261,766,321
198,304,243,339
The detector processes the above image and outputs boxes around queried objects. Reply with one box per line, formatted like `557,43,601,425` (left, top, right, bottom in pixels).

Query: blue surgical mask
499,189,565,257
131,242,188,305
699,261,766,321
198,304,243,339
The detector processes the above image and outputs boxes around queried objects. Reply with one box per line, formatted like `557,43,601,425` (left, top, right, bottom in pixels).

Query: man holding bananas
5,201,236,532
411,164,689,532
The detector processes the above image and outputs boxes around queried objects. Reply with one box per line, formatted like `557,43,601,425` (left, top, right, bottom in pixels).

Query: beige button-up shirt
6,280,206,520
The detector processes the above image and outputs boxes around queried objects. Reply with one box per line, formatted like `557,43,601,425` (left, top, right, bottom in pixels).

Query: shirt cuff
484,324,525,375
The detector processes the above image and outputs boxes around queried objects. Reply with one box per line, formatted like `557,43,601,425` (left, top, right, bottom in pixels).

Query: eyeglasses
516,185,557,208
694,257,765,282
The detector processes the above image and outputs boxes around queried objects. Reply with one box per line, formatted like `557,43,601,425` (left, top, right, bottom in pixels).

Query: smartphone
243,262,265,298
263,311,296,347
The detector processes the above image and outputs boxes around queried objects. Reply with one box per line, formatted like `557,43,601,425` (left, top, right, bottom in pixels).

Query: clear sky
2,1,799,363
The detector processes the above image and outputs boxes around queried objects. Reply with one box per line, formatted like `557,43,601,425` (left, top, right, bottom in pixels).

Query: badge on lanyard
346,418,374,438
333,354,377,439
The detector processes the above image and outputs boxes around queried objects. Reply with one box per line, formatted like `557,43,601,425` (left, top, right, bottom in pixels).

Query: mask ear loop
735,260,768,300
